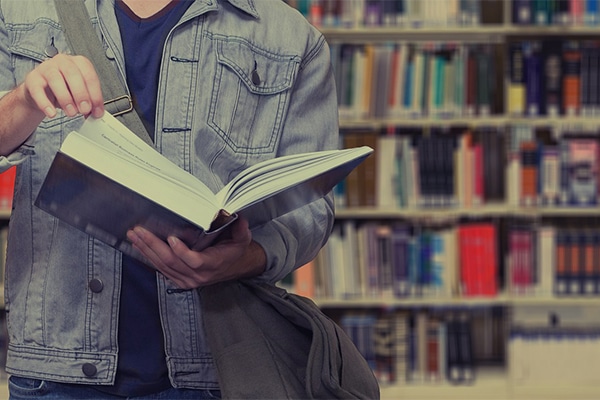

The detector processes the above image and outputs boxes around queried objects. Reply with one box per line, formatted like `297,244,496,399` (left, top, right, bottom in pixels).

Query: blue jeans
8,376,221,399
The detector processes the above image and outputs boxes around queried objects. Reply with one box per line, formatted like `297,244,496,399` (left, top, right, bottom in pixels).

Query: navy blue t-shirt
95,1,192,396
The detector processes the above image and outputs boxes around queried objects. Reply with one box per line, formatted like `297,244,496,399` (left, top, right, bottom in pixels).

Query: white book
537,226,556,296
376,135,399,208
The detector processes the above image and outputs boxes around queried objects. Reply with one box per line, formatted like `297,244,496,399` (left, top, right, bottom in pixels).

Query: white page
60,131,220,228
77,114,214,200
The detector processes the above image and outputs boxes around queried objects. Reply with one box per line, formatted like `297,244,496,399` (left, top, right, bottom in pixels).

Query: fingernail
126,230,138,243
79,101,91,114
65,104,77,116
93,107,104,118
44,106,56,118
168,237,179,247
134,226,147,238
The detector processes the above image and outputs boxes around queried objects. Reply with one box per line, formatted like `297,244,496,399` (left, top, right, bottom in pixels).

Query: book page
218,147,373,212
77,114,213,200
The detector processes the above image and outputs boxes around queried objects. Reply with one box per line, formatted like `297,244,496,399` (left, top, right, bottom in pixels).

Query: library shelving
284,0,600,399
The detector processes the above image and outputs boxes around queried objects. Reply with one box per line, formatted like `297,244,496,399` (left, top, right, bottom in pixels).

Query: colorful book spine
508,41,526,115
562,40,582,116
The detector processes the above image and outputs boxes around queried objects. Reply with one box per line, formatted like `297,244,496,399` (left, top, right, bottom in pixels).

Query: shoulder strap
54,0,154,146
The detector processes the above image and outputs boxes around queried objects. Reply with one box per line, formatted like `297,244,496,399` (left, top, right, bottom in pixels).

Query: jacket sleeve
250,33,339,283
0,7,35,171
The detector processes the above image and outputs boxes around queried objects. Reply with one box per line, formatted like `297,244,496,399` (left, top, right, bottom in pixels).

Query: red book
426,319,440,381
479,224,498,296
562,40,581,116
458,225,476,296
521,229,534,292
459,223,497,296
0,166,16,211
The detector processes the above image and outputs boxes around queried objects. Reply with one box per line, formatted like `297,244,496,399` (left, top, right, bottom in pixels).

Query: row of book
311,219,600,300
508,39,600,117
504,126,600,207
284,0,501,29
330,306,505,386
332,42,502,121
510,224,600,296
369,127,506,209
314,220,498,300
513,0,600,26
341,124,600,209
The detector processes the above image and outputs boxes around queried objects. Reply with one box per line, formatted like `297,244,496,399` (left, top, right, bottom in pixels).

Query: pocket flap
216,39,299,95
10,21,67,62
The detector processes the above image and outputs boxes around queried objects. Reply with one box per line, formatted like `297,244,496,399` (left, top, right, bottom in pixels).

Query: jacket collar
224,0,259,18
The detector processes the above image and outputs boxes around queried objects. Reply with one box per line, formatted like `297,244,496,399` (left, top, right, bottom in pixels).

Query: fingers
23,54,104,118
127,227,201,288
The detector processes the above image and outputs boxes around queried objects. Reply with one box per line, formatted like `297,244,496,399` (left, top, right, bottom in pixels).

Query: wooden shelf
338,116,600,129
316,295,600,309
322,25,600,43
334,205,600,219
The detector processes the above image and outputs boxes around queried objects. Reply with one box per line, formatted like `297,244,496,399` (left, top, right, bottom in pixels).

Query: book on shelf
0,166,16,212
564,136,599,206
562,39,582,116
541,39,563,117
508,41,526,116
512,0,595,26
35,113,373,263
287,0,502,29
458,222,498,297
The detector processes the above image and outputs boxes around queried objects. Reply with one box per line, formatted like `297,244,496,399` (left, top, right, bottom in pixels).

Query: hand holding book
35,113,373,263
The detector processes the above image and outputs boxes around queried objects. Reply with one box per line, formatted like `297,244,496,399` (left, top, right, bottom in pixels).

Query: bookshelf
284,0,600,399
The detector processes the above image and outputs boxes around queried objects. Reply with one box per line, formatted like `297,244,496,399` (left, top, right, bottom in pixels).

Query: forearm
0,84,45,156
252,194,335,283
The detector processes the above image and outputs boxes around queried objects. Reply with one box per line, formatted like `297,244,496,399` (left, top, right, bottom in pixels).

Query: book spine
569,230,582,294
508,41,526,115
555,229,569,295
571,0,585,25
538,226,556,296
514,0,533,24
542,39,563,116
594,229,600,294
426,319,440,381
584,230,596,295
524,40,542,116
562,40,582,116
0,166,16,212
520,140,539,206
392,223,411,297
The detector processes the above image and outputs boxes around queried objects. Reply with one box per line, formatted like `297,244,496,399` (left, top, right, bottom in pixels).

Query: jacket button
105,47,115,60
82,363,97,377
88,279,104,293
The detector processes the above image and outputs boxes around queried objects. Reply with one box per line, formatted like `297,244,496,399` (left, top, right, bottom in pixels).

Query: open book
35,113,372,262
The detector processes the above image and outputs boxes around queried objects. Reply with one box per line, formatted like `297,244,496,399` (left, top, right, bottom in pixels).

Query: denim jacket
0,0,337,389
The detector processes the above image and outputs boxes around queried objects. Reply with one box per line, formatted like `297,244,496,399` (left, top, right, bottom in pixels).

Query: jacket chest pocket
208,38,300,154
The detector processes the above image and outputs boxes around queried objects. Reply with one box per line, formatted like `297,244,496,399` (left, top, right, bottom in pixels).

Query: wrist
243,240,267,278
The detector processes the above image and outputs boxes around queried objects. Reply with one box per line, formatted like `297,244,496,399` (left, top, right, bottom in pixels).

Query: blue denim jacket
0,0,337,389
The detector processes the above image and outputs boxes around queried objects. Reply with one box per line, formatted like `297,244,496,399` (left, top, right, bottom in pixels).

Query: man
0,0,338,398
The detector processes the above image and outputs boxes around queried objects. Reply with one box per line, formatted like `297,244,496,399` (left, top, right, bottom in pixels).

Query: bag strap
54,0,154,146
